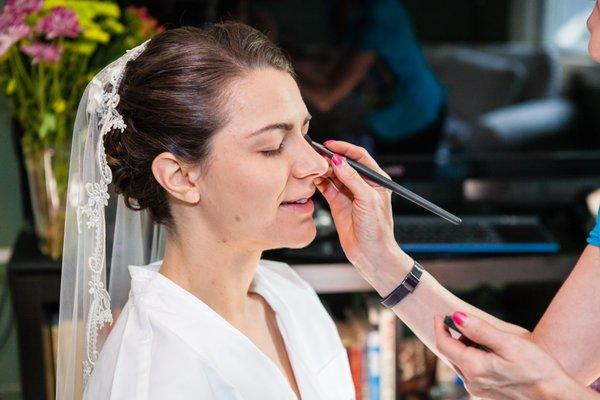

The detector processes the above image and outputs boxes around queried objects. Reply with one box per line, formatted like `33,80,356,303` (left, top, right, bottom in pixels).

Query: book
334,297,401,400
366,329,380,400
378,308,396,400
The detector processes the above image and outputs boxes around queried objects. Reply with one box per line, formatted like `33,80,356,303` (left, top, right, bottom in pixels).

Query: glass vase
22,140,70,260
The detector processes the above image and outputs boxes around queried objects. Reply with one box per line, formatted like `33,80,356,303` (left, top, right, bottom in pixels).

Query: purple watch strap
380,261,424,308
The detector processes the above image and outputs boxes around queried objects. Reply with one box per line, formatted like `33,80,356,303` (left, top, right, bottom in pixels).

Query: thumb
451,312,509,354
329,154,373,203
314,176,345,205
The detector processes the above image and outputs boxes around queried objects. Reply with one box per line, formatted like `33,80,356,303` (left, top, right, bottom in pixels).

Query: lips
280,190,316,205
281,198,308,205
279,197,315,213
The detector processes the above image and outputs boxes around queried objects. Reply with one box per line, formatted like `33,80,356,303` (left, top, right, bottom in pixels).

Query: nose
291,134,329,179
589,4,599,31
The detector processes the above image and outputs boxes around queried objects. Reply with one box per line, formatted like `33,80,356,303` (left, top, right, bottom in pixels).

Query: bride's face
195,68,329,250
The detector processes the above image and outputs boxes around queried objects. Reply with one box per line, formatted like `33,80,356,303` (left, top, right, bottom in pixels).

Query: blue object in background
366,331,380,400
588,206,600,247
356,0,446,141
401,242,560,254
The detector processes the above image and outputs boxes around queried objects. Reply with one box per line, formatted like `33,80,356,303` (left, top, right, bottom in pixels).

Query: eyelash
260,132,309,157
261,142,285,157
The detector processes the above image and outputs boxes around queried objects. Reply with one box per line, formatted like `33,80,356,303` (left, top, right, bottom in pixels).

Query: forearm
326,51,375,107
362,248,528,364
532,245,600,384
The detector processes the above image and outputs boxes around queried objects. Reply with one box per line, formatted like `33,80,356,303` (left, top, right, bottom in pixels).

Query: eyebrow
247,114,312,138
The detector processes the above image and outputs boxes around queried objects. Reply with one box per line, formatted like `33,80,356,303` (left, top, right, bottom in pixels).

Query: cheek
223,161,288,218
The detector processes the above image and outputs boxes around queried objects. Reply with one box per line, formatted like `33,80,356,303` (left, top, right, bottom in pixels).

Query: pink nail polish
331,154,343,166
324,140,335,146
452,311,468,326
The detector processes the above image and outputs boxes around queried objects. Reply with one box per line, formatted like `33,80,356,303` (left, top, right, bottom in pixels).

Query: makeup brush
305,135,462,225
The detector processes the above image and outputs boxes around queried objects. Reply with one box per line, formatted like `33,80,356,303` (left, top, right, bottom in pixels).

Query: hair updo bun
103,22,295,232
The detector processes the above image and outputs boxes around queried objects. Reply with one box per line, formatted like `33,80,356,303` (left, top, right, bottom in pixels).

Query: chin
282,223,318,249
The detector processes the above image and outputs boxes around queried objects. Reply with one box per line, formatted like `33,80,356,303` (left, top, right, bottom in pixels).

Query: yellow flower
91,2,121,18
83,26,110,43
70,41,96,55
101,19,125,35
52,99,67,114
44,0,121,19
6,79,16,95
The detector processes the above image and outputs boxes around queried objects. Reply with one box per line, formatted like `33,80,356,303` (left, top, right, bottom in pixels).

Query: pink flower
7,0,43,15
0,23,31,56
21,41,62,64
0,4,32,57
36,6,80,40
0,5,24,32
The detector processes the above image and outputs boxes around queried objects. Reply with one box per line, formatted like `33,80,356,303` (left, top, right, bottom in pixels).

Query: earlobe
185,189,200,204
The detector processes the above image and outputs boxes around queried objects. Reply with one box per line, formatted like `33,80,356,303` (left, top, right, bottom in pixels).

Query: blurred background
1,0,600,399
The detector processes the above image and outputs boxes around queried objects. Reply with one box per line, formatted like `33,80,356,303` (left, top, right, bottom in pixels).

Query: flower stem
10,47,34,93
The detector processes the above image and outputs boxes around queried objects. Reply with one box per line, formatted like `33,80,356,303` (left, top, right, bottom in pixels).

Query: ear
151,152,201,204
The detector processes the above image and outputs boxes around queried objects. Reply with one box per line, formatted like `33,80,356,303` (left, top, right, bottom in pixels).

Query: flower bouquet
0,0,163,260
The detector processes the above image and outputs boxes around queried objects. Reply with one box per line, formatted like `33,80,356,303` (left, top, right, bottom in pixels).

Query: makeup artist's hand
313,140,412,294
434,312,596,400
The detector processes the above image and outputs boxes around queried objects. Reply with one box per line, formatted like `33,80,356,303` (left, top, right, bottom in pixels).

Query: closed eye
260,132,310,158
261,142,285,157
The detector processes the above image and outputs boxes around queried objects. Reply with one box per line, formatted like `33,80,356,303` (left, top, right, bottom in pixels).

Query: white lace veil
55,38,167,400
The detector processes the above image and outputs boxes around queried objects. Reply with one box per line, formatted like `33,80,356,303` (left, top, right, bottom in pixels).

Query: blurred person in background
299,0,447,156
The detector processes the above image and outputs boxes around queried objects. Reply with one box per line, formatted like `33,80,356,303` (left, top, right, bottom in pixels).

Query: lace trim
76,40,150,384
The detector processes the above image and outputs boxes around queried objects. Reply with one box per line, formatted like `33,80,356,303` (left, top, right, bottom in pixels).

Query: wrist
538,374,587,400
355,245,414,297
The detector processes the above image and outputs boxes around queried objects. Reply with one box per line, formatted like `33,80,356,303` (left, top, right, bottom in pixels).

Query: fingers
434,315,496,384
328,154,377,204
314,140,389,211
323,140,392,180
314,177,337,202
450,312,509,354
314,175,352,208
434,315,470,364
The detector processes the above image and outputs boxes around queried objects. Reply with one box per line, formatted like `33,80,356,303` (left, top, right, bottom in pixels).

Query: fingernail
331,154,344,166
324,140,335,146
452,311,468,327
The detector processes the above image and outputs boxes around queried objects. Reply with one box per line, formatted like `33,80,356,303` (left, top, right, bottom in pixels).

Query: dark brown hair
104,22,295,232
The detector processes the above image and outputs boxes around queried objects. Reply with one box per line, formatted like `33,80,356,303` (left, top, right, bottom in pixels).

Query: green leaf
39,113,57,140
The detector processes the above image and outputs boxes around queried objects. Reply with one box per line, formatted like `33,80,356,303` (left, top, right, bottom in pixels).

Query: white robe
83,258,356,399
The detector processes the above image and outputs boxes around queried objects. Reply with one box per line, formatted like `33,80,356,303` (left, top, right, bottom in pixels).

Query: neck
159,225,263,324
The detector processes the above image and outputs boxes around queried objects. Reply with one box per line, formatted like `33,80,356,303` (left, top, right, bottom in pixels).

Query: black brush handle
306,136,462,225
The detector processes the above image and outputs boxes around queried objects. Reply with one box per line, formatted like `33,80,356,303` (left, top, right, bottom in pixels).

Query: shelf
292,252,580,294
